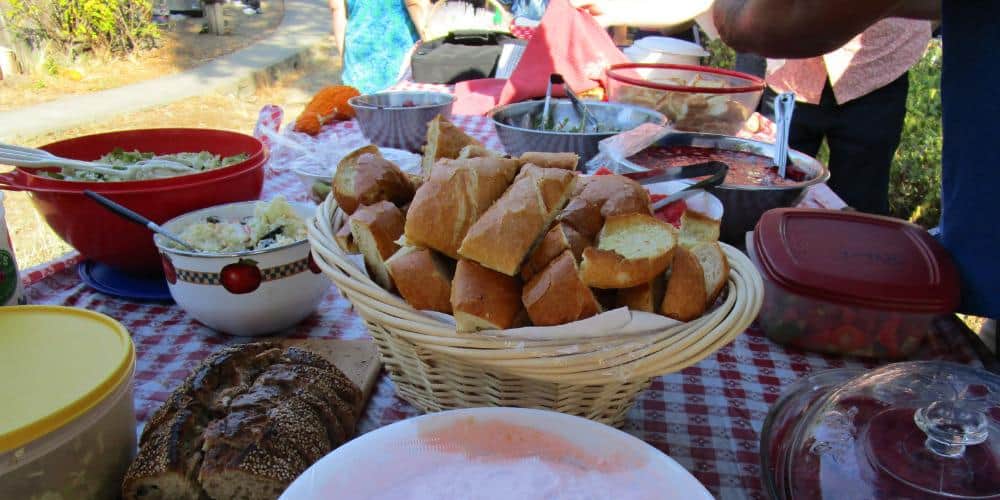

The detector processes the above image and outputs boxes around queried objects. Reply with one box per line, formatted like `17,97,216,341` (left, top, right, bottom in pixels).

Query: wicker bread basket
309,195,764,426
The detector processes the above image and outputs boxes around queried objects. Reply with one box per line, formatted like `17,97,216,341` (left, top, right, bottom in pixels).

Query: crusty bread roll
421,114,484,178
123,343,361,500
679,209,721,248
691,241,729,304
616,275,666,313
451,259,524,332
332,145,415,215
385,246,454,313
458,165,577,276
404,156,521,259
458,144,502,159
350,201,405,290
518,152,579,170
520,222,591,281
661,246,707,321
522,250,601,326
558,174,651,240
335,222,358,254
579,213,677,289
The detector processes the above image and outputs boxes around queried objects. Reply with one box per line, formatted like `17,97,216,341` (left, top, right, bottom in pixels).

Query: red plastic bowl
0,129,267,275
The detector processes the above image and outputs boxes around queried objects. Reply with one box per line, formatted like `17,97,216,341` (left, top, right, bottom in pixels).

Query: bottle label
0,248,16,306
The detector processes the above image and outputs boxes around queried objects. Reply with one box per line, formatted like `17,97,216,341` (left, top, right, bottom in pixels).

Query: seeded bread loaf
122,343,361,500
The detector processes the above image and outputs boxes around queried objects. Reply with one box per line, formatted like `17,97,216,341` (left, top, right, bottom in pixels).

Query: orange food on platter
294,85,361,135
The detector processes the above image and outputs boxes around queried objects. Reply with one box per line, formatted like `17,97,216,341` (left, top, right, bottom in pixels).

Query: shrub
5,0,160,56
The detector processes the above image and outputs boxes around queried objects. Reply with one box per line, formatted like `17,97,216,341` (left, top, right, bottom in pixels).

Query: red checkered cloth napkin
21,99,964,498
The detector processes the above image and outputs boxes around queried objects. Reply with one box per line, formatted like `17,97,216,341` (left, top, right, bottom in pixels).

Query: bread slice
458,144,501,159
558,174,651,239
661,246,708,321
616,275,666,313
122,407,208,500
335,222,358,254
520,222,591,281
679,209,721,248
349,201,405,290
421,114,484,178
451,259,524,332
522,250,601,326
691,241,729,304
518,152,580,170
333,145,415,215
385,246,454,313
458,165,577,276
579,213,677,289
404,156,521,258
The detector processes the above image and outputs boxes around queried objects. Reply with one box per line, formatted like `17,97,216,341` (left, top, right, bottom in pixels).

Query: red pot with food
762,362,1000,499
0,129,267,275
616,132,830,243
748,208,960,359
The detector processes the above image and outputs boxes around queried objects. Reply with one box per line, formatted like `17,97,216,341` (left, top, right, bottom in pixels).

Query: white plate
280,408,712,500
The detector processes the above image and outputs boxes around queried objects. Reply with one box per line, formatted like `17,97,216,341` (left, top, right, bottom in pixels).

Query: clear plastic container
748,208,960,359
605,63,765,135
0,306,136,499
762,362,1000,499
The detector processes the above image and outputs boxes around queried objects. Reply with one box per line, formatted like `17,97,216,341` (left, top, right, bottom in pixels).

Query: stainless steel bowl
349,91,455,152
618,132,830,244
490,99,667,166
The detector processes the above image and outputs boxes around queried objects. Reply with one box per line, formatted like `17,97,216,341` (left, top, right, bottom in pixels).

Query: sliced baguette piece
691,241,729,304
679,209,722,248
458,144,502,159
404,157,521,259
458,165,577,276
451,259,524,332
661,246,708,321
349,201,405,290
335,222,358,254
579,213,678,289
421,114,484,178
332,145,415,215
518,152,580,170
520,222,591,281
522,250,601,326
558,174,651,240
385,246,454,313
616,275,666,313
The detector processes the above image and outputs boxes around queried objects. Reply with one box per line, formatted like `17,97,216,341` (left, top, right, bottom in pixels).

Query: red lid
753,208,960,313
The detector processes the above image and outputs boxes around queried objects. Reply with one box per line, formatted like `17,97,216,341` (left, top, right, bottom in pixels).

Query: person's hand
569,0,614,26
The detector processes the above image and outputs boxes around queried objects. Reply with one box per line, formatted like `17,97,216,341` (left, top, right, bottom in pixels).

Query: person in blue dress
329,0,428,94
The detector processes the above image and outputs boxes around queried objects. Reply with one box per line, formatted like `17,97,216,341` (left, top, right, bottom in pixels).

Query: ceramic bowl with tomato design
154,201,330,336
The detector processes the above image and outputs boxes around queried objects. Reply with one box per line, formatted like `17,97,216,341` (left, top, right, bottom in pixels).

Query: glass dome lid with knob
761,361,1000,499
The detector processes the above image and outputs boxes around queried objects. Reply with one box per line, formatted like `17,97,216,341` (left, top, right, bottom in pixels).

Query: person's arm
712,0,940,57
570,0,715,29
329,0,347,59
404,0,432,41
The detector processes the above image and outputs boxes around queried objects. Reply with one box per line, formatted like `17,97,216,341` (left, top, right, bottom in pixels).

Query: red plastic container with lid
747,208,960,358
761,361,1000,499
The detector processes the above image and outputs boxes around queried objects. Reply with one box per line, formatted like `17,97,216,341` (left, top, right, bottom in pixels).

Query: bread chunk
451,259,524,332
579,213,677,289
350,201,406,290
522,250,601,326
386,246,454,313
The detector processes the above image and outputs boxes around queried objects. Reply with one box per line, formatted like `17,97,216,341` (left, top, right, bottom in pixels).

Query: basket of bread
308,116,763,426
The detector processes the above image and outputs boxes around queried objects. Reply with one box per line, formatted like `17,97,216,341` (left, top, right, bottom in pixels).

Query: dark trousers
760,72,910,215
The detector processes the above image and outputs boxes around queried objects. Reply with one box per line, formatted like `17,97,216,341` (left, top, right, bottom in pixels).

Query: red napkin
498,0,628,105
453,78,507,115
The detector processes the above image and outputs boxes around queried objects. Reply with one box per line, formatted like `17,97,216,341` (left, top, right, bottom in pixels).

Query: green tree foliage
6,0,160,56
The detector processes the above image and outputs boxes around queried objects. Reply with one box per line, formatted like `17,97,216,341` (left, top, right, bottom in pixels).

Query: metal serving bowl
617,132,830,244
490,99,667,166
349,91,455,152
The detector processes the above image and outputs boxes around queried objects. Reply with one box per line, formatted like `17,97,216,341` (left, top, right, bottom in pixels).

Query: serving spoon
772,92,796,178
84,190,197,251
0,142,195,179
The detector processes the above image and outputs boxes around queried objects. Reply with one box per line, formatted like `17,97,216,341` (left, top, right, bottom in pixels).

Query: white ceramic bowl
280,407,712,499
154,201,330,336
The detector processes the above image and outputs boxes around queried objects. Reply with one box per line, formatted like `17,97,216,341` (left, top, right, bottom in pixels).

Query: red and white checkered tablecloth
20,109,983,498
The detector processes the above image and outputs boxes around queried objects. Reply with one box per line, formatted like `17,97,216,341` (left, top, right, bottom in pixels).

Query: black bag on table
411,30,524,84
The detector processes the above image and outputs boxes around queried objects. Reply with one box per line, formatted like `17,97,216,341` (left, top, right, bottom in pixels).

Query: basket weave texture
308,196,764,426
